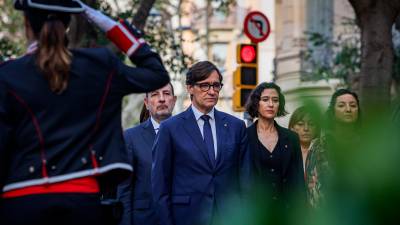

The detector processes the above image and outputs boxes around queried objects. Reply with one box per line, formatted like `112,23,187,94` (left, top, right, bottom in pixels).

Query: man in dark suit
152,61,251,225
118,83,177,225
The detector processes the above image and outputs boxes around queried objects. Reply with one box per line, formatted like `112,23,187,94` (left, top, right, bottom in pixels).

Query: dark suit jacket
247,120,306,205
118,119,159,225
151,107,251,225
0,45,169,192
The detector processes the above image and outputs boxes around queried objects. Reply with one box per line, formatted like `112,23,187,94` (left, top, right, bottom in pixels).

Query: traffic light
232,43,258,112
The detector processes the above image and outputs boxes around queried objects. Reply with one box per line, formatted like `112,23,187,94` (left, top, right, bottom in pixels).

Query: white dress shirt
150,117,160,134
191,105,218,158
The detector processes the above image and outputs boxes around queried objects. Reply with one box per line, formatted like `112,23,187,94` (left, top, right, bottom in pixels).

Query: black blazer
118,119,159,225
0,44,169,192
247,120,306,205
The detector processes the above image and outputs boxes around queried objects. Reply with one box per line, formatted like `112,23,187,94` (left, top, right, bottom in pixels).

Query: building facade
274,0,355,125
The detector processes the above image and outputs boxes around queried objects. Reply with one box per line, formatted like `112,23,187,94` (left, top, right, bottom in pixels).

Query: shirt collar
191,105,215,121
150,117,160,130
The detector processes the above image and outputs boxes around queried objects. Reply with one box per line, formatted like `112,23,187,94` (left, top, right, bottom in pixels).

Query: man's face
144,84,176,122
187,70,222,114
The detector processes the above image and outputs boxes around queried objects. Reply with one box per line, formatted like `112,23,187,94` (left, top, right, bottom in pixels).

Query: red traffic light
240,45,257,63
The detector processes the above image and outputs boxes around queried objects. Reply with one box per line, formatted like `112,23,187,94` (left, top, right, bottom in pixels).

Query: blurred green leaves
0,0,25,62
216,100,399,225
303,19,361,85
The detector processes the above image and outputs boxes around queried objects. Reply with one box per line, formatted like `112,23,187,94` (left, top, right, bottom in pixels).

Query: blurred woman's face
334,94,359,123
258,88,279,119
291,115,318,145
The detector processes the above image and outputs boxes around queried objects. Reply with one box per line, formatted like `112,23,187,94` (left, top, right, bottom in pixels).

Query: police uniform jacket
0,44,169,193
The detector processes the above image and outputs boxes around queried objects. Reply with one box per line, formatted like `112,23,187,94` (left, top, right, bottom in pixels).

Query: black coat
247,120,306,206
0,44,169,192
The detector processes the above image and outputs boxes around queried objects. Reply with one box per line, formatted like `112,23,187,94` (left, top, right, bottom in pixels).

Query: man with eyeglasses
152,61,251,225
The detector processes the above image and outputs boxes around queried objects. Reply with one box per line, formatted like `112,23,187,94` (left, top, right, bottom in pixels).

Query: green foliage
95,0,193,76
0,38,23,62
211,0,237,14
303,19,361,85
304,18,400,88
145,15,192,75
216,99,400,225
0,0,25,61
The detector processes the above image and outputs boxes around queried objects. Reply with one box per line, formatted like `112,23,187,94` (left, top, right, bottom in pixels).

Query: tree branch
131,0,157,30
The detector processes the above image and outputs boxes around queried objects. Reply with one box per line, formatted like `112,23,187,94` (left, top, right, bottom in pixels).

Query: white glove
79,1,145,56
80,1,116,32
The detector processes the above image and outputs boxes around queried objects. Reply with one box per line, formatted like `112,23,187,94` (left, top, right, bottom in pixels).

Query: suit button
270,168,275,173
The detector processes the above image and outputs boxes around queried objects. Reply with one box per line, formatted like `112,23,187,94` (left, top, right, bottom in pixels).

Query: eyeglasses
194,82,223,92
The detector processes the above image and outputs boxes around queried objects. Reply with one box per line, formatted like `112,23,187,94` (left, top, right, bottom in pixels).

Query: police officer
0,1,169,224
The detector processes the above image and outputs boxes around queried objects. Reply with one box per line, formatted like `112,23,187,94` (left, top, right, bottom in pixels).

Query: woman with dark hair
139,103,151,123
303,89,361,208
322,89,361,164
0,1,169,224
245,82,306,207
289,106,320,172
324,88,361,171
326,89,361,133
288,106,323,207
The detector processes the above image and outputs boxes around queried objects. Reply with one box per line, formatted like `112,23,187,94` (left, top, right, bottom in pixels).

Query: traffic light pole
232,42,258,112
243,41,257,126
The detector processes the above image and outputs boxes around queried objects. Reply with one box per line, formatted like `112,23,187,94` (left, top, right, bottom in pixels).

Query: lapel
275,121,292,176
140,119,156,150
182,107,213,168
248,122,263,174
214,109,227,168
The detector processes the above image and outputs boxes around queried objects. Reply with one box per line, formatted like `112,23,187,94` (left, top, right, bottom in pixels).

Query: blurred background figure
325,89,361,138
288,106,322,208
245,82,306,210
304,89,361,208
323,89,361,171
139,103,150,123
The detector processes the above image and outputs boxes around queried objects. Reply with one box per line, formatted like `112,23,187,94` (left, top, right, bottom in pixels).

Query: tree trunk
132,0,157,30
348,0,400,116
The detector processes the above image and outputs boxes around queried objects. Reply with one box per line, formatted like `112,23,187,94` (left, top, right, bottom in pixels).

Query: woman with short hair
288,106,322,207
245,82,306,208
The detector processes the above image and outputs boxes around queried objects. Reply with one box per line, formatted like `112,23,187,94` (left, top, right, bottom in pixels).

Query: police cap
14,0,84,13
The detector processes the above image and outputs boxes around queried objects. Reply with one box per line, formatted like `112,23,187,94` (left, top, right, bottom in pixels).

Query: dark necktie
201,115,216,167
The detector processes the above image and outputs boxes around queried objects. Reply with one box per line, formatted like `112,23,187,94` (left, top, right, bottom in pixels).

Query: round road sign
244,11,271,43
